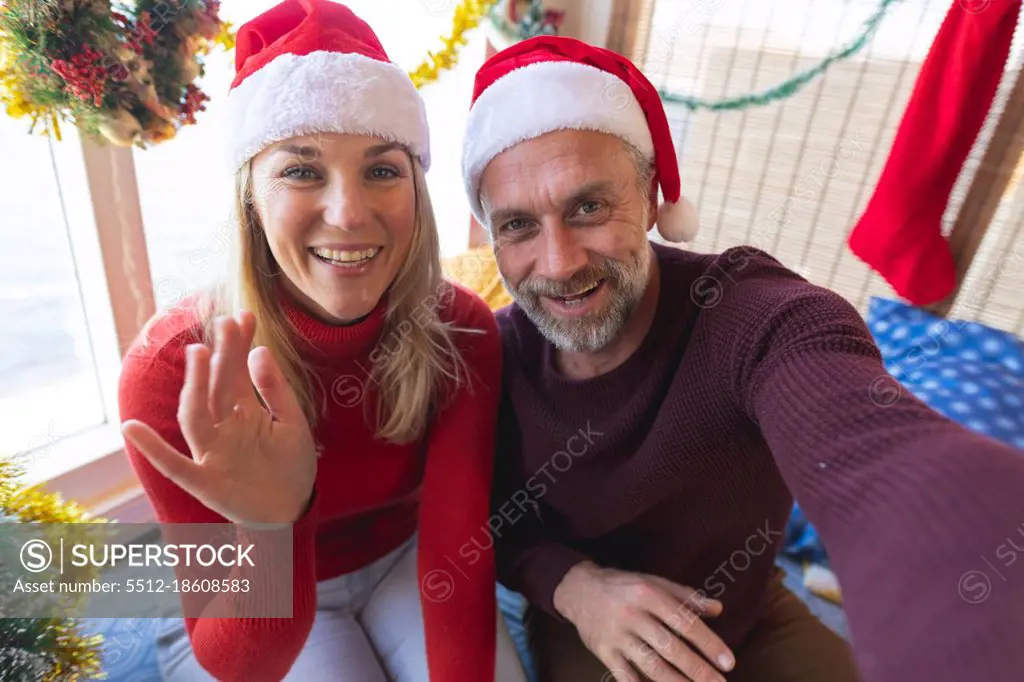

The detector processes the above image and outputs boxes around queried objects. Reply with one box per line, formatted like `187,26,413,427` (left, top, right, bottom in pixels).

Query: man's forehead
497,129,622,163
483,144,632,205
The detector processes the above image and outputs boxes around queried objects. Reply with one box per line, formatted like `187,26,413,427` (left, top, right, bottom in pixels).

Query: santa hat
462,35,698,243
225,0,429,171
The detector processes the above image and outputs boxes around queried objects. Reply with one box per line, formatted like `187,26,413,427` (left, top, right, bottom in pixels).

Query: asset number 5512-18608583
125,578,251,593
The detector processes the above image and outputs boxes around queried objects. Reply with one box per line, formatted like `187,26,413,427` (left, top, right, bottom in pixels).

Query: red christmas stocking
848,0,1021,306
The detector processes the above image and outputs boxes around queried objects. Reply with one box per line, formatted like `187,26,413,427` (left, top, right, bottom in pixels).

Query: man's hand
553,561,736,682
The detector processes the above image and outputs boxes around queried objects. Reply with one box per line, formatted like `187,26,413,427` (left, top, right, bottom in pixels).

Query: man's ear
647,168,660,230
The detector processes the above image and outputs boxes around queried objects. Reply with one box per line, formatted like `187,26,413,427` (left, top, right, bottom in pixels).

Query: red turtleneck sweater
118,283,501,682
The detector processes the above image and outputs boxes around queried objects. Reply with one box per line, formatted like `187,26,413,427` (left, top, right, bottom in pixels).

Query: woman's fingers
208,316,239,422
179,344,216,458
235,310,261,409
238,309,256,345
208,315,261,421
248,346,305,426
121,420,207,497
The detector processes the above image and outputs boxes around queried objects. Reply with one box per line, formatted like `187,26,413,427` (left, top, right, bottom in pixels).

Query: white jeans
156,535,527,681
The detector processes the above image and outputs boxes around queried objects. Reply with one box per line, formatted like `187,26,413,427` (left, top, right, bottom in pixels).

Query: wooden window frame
18,137,157,523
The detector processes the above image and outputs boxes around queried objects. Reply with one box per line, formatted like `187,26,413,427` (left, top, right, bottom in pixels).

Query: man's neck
555,250,660,381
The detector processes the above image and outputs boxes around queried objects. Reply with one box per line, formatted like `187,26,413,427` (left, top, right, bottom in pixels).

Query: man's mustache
517,262,620,299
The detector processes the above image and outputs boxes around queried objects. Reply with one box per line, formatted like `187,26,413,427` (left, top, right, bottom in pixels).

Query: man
460,35,1024,682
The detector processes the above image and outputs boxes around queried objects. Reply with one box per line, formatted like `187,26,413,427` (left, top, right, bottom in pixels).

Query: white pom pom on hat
462,35,699,243
656,195,700,243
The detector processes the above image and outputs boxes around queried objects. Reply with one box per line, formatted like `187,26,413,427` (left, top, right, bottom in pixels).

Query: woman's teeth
312,246,381,266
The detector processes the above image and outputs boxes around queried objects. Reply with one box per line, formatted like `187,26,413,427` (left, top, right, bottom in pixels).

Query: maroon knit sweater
493,243,1024,682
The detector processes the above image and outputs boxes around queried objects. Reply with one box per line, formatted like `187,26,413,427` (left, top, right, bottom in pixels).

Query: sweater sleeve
712,249,1024,682
118,326,320,682
491,387,591,617
417,288,502,682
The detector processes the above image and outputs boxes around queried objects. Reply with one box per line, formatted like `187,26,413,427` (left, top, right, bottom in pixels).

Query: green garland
489,0,898,112
659,0,899,111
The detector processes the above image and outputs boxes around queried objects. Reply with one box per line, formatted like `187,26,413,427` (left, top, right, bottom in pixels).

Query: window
0,120,106,470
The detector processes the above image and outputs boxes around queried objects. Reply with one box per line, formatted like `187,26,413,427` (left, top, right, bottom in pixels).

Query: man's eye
579,201,602,215
283,166,318,180
504,218,529,232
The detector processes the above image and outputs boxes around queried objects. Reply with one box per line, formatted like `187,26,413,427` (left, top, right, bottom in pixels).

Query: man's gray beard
506,245,652,353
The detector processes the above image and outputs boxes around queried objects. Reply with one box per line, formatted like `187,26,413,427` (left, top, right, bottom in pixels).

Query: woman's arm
118,322,319,682
416,287,502,682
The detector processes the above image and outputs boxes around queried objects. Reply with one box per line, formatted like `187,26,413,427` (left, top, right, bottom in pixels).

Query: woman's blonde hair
199,151,467,445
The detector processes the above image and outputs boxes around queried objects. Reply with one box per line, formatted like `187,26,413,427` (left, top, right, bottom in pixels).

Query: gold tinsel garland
406,0,499,89
0,459,107,681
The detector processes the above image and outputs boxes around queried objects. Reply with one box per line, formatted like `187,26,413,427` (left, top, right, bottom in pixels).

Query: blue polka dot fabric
784,297,1024,569
867,297,1024,450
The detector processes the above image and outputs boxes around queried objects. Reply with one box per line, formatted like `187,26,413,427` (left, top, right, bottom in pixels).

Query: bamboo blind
634,0,1024,335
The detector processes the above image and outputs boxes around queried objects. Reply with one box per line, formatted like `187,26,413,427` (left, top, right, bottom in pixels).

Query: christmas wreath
0,0,235,147
492,0,565,40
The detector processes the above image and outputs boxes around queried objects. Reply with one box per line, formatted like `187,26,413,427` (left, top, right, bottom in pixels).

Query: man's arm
494,390,737,680
714,250,1024,682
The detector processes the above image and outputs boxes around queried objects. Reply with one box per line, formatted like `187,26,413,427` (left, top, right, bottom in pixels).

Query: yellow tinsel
214,20,237,52
442,244,513,311
1,459,108,681
0,462,104,525
0,34,47,126
1,23,63,139
408,0,499,88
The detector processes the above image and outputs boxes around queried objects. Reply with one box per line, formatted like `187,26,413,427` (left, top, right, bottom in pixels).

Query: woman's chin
315,292,384,325
288,275,388,326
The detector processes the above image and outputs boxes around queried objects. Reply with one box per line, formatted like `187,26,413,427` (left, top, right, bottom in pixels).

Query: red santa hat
462,35,698,243
225,0,429,171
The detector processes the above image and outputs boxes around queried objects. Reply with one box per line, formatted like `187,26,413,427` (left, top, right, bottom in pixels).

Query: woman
117,1,526,680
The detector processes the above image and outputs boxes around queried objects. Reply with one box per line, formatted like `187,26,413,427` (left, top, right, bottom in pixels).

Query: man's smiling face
480,130,657,352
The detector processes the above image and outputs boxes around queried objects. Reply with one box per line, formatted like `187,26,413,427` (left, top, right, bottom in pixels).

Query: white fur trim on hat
462,61,654,225
226,51,430,170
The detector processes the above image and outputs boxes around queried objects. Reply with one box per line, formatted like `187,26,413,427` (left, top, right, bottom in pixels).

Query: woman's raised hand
122,312,318,525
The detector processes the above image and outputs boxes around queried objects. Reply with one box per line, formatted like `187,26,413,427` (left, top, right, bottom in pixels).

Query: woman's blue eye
283,166,318,180
370,166,400,179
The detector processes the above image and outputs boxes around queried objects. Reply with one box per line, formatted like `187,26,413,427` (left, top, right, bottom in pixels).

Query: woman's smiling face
249,133,417,324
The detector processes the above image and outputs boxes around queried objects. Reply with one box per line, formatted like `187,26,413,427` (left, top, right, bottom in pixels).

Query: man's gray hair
623,139,655,201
